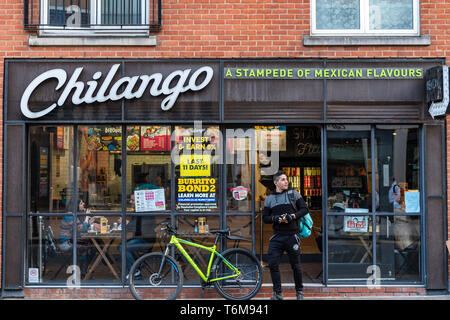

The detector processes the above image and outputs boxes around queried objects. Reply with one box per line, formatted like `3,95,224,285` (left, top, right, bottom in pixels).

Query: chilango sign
19,63,215,119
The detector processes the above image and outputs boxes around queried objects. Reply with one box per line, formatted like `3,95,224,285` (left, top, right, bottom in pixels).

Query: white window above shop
311,0,419,36
40,0,149,36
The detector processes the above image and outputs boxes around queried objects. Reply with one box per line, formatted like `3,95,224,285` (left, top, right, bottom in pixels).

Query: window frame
311,0,420,37
39,0,149,36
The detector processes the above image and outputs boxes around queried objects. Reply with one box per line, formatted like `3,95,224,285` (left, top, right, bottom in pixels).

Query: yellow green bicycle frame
168,235,241,283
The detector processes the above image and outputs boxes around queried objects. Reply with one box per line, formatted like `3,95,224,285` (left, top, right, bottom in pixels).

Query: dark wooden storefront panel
425,124,447,292
326,61,441,122
224,61,324,121
3,125,25,290
3,217,23,289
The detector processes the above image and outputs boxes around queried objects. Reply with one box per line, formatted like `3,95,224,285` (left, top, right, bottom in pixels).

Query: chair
42,225,73,280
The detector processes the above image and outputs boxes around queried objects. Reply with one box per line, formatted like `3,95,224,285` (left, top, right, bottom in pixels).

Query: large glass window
41,0,149,35
174,125,221,214
327,126,371,213
326,125,422,283
312,0,419,36
78,126,122,212
29,126,75,213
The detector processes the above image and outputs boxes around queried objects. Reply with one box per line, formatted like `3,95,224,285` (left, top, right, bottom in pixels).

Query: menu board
134,189,166,212
87,126,122,151
141,126,171,151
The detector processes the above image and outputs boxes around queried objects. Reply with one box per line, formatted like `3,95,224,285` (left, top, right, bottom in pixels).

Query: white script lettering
20,64,214,119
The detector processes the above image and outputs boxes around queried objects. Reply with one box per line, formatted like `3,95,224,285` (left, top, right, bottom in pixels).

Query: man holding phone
263,170,309,300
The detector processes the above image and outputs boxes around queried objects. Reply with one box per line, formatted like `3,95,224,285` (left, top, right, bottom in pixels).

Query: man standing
263,170,309,300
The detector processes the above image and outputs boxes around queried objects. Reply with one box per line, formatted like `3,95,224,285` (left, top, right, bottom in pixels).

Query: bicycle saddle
209,228,230,235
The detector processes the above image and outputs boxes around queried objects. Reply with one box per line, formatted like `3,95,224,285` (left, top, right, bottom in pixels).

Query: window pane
48,0,90,26
226,129,252,213
78,126,122,212
376,216,421,282
123,215,167,276
227,216,253,251
174,216,221,285
101,0,142,25
316,0,360,30
27,216,74,283
327,215,373,280
370,0,414,30
30,126,74,213
174,126,221,213
327,126,371,212
78,215,122,283
126,126,171,212
375,126,419,213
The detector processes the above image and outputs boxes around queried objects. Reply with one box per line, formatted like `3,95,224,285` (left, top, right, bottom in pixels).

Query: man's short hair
273,170,286,183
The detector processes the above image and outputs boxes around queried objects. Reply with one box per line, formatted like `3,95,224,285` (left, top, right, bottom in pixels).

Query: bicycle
128,222,263,300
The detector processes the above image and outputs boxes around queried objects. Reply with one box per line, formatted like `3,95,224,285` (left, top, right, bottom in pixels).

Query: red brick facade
1,0,449,299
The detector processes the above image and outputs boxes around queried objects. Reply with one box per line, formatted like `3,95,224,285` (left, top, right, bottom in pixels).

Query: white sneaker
126,270,141,280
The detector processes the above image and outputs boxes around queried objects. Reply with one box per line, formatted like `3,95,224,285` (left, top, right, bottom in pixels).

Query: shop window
174,126,221,214
173,215,221,285
311,0,419,36
327,126,371,213
38,0,150,35
327,215,373,280
375,126,420,214
227,216,253,252
29,126,75,214
376,216,421,282
226,128,253,213
27,216,74,283
78,126,122,212
126,125,171,212
326,125,422,283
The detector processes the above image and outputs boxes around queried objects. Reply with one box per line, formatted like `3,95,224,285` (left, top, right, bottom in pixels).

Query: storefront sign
20,64,214,119
225,67,424,80
427,66,449,118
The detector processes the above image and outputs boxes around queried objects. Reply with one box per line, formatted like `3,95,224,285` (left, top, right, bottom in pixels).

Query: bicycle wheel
129,252,183,300
212,248,262,300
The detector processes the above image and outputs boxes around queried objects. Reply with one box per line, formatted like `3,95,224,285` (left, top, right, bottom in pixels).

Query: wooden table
80,231,121,281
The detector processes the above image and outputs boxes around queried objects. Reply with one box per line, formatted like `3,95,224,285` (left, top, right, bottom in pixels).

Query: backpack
287,190,313,239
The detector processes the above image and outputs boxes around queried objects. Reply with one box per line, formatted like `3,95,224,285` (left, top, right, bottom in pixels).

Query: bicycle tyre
212,248,262,300
129,252,183,300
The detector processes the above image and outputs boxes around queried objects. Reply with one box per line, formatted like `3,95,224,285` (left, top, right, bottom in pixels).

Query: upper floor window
311,0,419,36
36,0,152,35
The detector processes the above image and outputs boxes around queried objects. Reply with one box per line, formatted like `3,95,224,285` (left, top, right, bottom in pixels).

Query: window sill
28,35,157,47
303,35,430,46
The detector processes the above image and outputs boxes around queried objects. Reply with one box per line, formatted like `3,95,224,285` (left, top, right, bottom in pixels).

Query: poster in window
126,126,140,151
343,215,368,233
141,126,170,151
134,189,166,212
175,126,219,213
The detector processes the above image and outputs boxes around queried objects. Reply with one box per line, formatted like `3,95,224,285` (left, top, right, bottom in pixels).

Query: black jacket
263,189,309,235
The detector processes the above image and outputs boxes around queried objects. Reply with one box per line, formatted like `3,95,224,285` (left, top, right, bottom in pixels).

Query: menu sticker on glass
405,191,420,213
231,186,249,201
141,126,170,151
343,215,368,233
134,189,166,212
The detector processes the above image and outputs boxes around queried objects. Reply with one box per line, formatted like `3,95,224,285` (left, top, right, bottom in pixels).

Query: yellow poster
180,155,211,177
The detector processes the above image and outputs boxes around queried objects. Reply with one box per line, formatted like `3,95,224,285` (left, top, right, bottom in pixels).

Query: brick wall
1,0,450,297
23,286,426,300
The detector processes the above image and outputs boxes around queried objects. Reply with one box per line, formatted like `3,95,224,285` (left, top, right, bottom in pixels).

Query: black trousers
268,233,303,293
